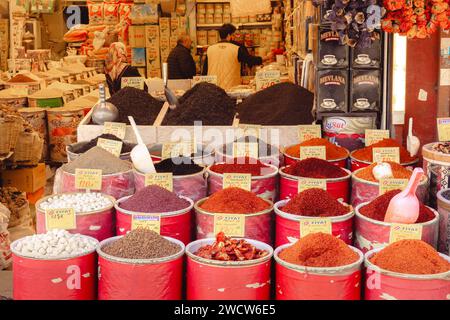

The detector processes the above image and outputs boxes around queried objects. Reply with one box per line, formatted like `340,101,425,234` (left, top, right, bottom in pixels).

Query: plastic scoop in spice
128,116,155,174
372,162,393,181
384,168,424,224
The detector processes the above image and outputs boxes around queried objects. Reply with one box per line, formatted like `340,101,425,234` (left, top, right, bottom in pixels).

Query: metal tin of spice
317,28,349,69
317,69,348,113
350,69,381,112
351,31,383,69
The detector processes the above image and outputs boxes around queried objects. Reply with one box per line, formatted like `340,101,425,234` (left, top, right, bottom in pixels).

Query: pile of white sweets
13,229,98,258
39,193,112,213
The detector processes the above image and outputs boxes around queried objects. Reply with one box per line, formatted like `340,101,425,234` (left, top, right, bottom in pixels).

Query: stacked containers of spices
422,142,450,207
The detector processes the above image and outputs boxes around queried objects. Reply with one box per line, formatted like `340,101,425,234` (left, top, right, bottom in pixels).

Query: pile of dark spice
222,136,279,157
154,157,204,176
282,188,350,217
283,158,348,179
62,146,132,174
237,83,314,125
120,185,190,213
106,87,164,125
70,134,135,154
210,157,273,176
102,229,181,259
162,83,236,125
359,190,436,223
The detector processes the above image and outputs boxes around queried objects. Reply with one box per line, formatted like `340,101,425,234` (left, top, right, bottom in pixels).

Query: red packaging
88,3,104,25
279,167,351,203
186,238,273,300
274,199,354,247
97,236,185,300
274,243,364,300
364,248,450,300
103,2,119,25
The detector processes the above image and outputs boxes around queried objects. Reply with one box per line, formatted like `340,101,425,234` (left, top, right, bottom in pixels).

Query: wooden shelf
197,22,272,28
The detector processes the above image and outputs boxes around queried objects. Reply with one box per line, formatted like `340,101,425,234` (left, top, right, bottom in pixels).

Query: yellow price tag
213,214,245,237
298,178,327,193
45,208,76,230
103,122,126,140
223,173,252,191
131,214,161,233
238,124,261,139
379,178,408,195
298,125,322,143
75,168,102,191
144,172,173,192
373,147,400,163
97,138,123,157
161,141,193,159
300,146,326,160
300,218,332,237
437,118,450,141
121,77,145,90
232,142,259,158
365,129,390,146
389,224,423,243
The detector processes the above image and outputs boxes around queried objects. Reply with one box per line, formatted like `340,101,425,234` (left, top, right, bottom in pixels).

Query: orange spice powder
354,161,413,182
285,138,349,160
352,138,417,163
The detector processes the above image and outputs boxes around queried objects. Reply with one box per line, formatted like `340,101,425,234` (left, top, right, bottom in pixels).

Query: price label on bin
238,124,261,139
45,208,76,230
300,146,326,160
132,214,161,233
97,138,123,157
192,75,217,86
213,214,245,237
298,178,327,193
161,141,193,159
365,129,390,146
389,224,423,243
103,122,126,140
75,169,102,191
121,77,145,90
223,173,251,191
255,70,281,91
300,218,332,237
437,118,450,141
372,147,400,163
232,142,259,158
144,172,173,192
379,178,408,195
298,125,321,143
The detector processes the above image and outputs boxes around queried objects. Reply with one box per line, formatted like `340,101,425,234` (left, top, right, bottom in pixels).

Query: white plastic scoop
384,168,424,224
128,116,156,174
407,117,420,157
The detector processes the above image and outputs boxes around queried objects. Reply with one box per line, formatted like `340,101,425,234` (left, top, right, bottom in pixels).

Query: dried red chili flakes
194,232,269,261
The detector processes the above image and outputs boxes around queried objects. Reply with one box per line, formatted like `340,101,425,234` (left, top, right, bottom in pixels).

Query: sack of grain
0,203,11,270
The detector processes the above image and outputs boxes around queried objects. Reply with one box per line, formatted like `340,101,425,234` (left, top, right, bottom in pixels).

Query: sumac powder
200,187,271,213
282,158,348,179
210,157,272,176
71,134,135,154
359,189,435,223
154,157,204,176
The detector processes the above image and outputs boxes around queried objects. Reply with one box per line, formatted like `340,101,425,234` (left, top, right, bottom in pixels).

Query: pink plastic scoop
384,168,424,224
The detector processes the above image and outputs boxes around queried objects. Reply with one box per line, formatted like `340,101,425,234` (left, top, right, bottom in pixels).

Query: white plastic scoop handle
128,116,156,174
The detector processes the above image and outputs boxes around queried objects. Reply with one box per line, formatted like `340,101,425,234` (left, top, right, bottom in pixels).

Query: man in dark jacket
167,34,196,79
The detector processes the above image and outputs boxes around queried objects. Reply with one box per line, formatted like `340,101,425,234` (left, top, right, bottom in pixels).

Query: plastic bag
88,3,104,25
103,3,119,25
0,203,12,270
93,30,107,51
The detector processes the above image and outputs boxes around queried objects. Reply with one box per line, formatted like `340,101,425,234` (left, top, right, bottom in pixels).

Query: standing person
202,24,272,90
167,34,196,79
105,42,145,95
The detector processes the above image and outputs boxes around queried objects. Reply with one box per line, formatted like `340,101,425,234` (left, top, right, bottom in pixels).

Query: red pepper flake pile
210,157,272,176
282,188,350,217
352,138,417,163
283,158,348,179
370,240,450,275
279,232,359,267
359,189,435,223
195,232,269,261
200,187,271,213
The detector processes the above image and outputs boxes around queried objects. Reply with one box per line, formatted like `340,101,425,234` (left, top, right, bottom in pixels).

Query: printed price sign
238,124,261,139
389,224,423,243
298,125,321,143
365,129,390,146
144,172,173,191
161,141,193,159
300,218,332,237
298,178,327,193
213,214,245,237
103,122,126,140
379,178,408,195
373,147,400,163
192,75,217,86
300,146,326,160
121,77,145,90
232,142,259,158
75,169,102,191
223,173,252,191
45,208,76,230
10,85,28,95
97,138,123,157
131,214,161,233
255,70,281,91
437,118,450,141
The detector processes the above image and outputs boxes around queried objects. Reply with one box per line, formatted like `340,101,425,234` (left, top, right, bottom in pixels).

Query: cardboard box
129,25,146,47
145,25,160,47
159,18,170,35
131,47,146,67
1,163,46,193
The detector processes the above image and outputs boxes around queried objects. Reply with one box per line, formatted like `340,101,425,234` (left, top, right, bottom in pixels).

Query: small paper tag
389,224,423,243
437,118,450,141
255,70,281,91
192,75,218,86
298,125,322,143
10,85,28,95
103,122,126,140
298,178,327,193
232,142,259,158
379,178,408,195
75,168,102,191
144,172,173,192
300,146,326,160
223,173,251,191
161,141,193,159
238,124,261,139
300,218,332,237
121,77,145,90
365,129,390,146
131,214,161,233
97,138,123,157
213,214,245,237
373,147,400,163
45,208,76,230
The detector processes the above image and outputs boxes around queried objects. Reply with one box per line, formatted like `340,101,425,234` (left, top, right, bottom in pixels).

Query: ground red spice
285,138,349,160
369,240,450,275
200,187,271,213
281,188,350,217
210,157,272,176
279,232,359,267
359,189,435,223
352,138,417,163
7,74,36,83
283,158,348,179
355,162,413,182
